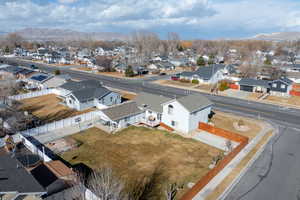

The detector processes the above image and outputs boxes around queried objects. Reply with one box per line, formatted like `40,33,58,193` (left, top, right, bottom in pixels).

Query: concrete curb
217,124,276,200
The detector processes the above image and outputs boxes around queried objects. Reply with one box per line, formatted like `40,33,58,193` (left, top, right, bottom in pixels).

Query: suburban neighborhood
1,1,300,200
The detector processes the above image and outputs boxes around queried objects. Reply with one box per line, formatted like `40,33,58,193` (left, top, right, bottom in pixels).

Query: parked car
30,64,38,70
159,72,167,76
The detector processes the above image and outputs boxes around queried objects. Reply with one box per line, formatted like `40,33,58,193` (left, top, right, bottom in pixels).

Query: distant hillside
252,32,300,41
6,28,128,41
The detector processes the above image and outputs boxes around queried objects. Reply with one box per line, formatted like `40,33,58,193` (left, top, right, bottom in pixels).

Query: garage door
240,85,253,92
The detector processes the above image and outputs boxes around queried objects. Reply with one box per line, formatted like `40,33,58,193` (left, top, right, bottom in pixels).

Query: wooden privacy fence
290,90,300,96
229,83,239,90
180,123,248,200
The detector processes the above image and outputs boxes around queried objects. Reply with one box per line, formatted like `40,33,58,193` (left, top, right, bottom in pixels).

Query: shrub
219,81,229,91
191,79,199,84
54,69,60,75
179,78,190,83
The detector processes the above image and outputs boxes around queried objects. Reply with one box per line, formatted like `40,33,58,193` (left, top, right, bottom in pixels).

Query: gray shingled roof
0,154,45,194
181,64,225,80
175,93,213,113
239,78,270,88
134,92,172,113
101,101,142,121
60,80,102,91
72,87,110,102
279,77,293,85
61,80,113,102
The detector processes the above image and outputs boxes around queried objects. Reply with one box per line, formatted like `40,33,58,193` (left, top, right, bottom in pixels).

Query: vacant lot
211,111,262,140
156,79,195,87
248,93,300,107
61,126,222,199
19,94,94,123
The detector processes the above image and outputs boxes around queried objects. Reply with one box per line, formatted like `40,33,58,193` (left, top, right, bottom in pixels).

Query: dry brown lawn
266,95,300,106
61,126,222,199
248,93,300,107
77,67,93,71
19,94,94,123
211,111,262,140
157,79,195,87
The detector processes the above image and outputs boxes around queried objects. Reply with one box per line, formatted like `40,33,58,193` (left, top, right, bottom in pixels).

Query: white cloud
1,0,300,38
58,0,78,4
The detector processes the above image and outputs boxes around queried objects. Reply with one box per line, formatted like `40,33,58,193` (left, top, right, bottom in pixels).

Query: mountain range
252,32,300,41
1,28,128,41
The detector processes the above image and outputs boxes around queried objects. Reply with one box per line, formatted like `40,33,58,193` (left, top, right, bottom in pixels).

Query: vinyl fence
19,134,101,200
19,134,53,162
9,88,60,100
20,111,101,136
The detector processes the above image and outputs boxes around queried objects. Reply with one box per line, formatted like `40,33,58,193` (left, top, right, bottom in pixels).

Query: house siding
95,92,121,109
188,106,211,132
270,80,291,96
161,101,191,133
117,113,144,128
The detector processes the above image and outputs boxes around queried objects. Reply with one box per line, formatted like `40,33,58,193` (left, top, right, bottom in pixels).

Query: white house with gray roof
134,92,172,127
59,80,121,111
180,64,228,84
161,93,213,133
133,92,213,133
98,101,144,130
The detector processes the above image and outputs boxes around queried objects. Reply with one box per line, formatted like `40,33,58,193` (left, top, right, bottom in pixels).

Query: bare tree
88,168,125,200
165,183,177,200
73,167,126,200
167,32,180,54
5,33,24,50
95,56,113,72
130,31,161,64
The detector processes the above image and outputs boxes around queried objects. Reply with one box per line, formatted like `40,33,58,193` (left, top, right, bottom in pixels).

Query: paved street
2,57,300,200
224,126,300,200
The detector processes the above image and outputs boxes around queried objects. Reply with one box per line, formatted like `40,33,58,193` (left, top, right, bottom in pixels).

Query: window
168,105,174,115
281,84,286,89
272,83,277,87
171,120,176,126
110,97,113,102
125,116,130,122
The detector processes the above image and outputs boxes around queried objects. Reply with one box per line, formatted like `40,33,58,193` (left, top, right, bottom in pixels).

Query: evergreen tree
4,46,9,54
125,65,134,77
197,56,206,66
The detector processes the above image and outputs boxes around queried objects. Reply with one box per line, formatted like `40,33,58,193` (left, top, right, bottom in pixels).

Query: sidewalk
192,123,274,200
192,130,239,151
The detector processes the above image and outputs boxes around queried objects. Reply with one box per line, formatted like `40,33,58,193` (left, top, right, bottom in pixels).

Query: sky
1,0,300,39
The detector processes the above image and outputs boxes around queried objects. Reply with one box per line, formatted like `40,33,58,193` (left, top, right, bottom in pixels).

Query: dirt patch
211,111,262,140
46,137,79,154
206,130,273,200
156,80,195,88
61,126,223,199
19,94,95,123
77,67,93,71
248,93,300,107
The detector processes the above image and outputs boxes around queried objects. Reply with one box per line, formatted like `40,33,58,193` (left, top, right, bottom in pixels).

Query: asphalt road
224,125,300,200
2,57,300,200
